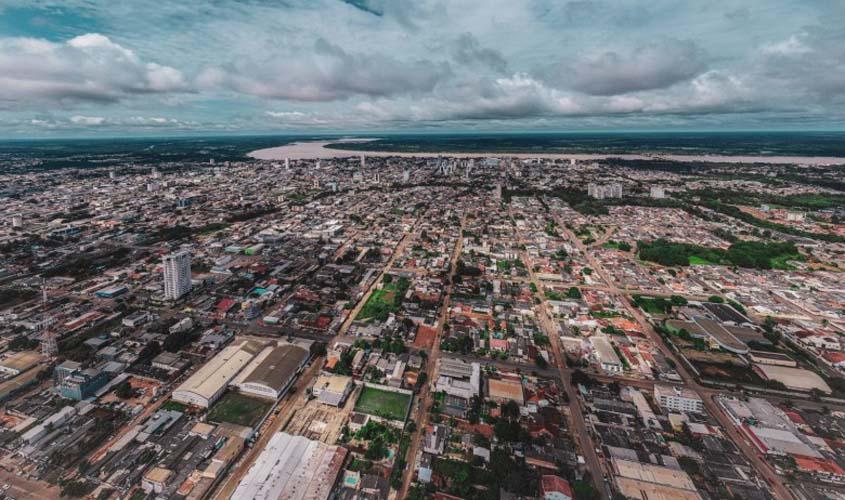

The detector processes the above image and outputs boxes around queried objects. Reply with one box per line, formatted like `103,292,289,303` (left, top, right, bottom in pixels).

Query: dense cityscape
0,149,842,500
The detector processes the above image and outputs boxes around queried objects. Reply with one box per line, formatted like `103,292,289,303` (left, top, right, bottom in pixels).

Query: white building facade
163,250,192,300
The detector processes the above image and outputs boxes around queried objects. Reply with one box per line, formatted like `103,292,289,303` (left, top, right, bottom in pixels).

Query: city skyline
1,0,844,137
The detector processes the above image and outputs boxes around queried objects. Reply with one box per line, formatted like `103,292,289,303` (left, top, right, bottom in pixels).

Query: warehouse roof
174,340,264,402
240,344,309,392
0,351,43,374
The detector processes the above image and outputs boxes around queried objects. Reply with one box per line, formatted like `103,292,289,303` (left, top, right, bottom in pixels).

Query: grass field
207,392,272,428
161,400,189,412
354,385,411,421
356,276,411,321
688,255,716,265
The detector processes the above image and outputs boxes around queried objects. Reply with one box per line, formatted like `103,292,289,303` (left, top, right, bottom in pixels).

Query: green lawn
688,255,716,265
633,295,673,315
355,386,411,421
161,400,189,412
207,392,272,428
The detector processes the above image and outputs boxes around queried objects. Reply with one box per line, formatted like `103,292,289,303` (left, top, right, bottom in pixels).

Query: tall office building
163,250,192,300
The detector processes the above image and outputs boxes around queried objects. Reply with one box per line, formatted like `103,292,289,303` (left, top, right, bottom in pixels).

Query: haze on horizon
0,0,843,138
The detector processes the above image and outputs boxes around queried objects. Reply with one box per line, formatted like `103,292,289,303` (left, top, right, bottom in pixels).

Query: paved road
514,208,612,499
398,216,465,499
209,218,420,500
557,217,797,500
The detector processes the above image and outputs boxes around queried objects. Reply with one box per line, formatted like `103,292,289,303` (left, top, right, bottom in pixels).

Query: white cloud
545,39,709,96
197,38,451,101
70,115,106,125
0,33,188,109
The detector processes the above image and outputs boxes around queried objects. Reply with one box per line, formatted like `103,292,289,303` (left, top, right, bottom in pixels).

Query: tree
670,295,688,306
763,315,777,333
364,435,387,460
8,335,39,351
406,421,417,433
502,400,520,419
414,372,428,393
115,380,133,399
707,295,724,303
566,286,582,299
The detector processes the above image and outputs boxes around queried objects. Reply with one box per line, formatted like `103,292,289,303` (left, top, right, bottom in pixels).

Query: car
1,484,8,490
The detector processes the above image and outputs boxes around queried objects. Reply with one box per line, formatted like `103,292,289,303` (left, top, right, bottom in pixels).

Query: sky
0,0,843,137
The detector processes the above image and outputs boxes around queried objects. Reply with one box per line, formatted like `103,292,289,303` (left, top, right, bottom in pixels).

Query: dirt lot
413,325,437,349
283,386,359,444
99,376,161,407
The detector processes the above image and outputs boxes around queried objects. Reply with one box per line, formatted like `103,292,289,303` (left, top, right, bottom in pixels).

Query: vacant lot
207,392,272,428
354,386,411,422
357,276,410,321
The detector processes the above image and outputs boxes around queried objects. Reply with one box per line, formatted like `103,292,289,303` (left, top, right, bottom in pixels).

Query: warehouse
231,432,347,500
172,339,264,408
312,374,354,406
612,458,701,500
754,364,832,394
0,351,43,376
231,342,311,400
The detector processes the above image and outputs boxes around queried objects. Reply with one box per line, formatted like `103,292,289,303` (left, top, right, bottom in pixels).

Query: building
591,335,622,373
142,467,173,494
312,374,354,406
653,385,704,414
754,364,832,394
587,183,623,199
151,352,189,374
435,357,481,400
611,458,701,500
748,350,796,367
649,186,666,199
163,250,192,300
540,475,573,500
423,424,450,455
56,365,111,400
122,310,151,328
231,343,310,400
172,339,264,407
231,432,347,500
94,284,128,299
0,351,43,376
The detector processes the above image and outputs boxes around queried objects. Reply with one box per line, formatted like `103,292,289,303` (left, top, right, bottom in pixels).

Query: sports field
354,385,411,421
207,392,272,428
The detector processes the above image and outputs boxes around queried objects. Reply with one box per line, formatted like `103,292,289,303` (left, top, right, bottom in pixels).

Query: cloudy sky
0,0,843,137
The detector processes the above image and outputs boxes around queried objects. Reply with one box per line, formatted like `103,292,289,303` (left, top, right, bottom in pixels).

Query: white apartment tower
163,250,192,300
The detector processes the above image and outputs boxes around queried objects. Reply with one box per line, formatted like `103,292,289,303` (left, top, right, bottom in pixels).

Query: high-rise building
41,332,58,358
587,183,623,200
163,250,192,300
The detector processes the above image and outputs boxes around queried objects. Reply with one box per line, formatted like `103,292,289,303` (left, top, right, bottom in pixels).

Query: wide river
248,140,845,165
